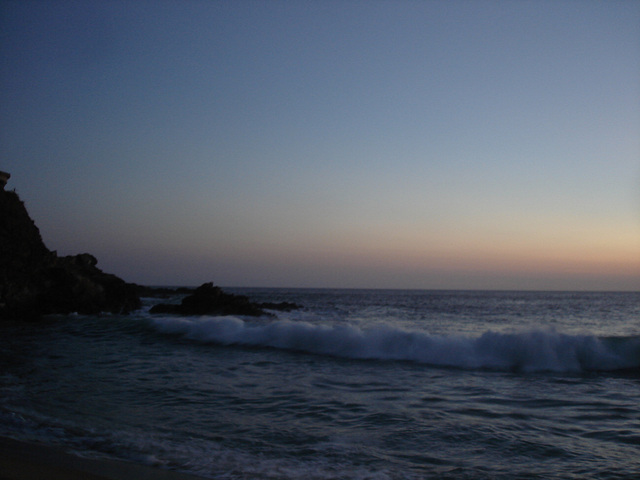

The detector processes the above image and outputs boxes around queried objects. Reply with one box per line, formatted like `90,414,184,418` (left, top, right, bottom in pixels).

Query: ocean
1,289,639,479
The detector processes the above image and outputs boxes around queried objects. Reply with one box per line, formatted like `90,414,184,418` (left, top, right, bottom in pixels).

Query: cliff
0,175,301,320
0,186,141,320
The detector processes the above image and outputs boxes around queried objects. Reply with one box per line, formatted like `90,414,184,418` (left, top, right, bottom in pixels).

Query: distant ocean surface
1,289,639,479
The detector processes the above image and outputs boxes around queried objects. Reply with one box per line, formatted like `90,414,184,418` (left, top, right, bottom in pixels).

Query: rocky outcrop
0,186,140,320
39,253,141,316
149,282,302,316
0,175,301,320
150,282,267,316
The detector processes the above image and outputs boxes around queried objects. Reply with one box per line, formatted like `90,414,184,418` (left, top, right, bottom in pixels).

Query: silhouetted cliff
0,186,140,320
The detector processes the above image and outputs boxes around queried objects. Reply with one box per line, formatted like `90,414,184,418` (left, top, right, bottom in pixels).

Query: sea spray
151,316,640,373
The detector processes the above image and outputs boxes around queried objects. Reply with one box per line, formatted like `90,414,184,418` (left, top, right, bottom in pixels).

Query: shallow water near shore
1,289,639,479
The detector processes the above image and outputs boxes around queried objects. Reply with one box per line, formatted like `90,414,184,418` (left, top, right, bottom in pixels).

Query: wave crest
151,316,640,373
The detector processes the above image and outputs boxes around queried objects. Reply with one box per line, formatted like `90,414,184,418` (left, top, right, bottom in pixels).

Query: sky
1,0,639,290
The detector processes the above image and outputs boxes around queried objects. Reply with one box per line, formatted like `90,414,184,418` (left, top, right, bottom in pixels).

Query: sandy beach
0,437,206,480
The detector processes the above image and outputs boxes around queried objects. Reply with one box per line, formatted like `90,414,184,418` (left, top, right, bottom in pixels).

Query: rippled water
1,290,639,479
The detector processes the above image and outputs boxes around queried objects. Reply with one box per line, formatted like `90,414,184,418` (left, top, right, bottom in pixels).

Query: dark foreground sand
0,437,207,480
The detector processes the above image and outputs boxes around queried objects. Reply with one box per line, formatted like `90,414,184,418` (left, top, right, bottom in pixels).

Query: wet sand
0,437,207,480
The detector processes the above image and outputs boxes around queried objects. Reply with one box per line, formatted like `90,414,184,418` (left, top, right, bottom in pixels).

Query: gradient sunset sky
1,0,639,290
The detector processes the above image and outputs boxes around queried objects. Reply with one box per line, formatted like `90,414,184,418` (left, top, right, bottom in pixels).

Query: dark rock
0,176,300,321
0,186,141,320
0,171,9,190
150,282,268,316
37,253,141,315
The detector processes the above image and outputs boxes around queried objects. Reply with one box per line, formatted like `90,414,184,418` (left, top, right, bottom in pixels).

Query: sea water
0,289,639,479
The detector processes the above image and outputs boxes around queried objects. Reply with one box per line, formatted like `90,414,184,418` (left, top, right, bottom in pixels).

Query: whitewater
152,316,640,373
1,289,639,479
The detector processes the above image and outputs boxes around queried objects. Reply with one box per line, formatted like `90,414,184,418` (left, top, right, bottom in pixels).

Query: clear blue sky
1,0,639,290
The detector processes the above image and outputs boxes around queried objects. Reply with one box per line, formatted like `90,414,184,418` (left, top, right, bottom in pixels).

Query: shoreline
0,437,207,480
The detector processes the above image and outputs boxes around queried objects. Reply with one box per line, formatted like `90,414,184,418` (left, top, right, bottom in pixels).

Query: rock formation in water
0,175,141,320
149,282,301,316
150,282,266,316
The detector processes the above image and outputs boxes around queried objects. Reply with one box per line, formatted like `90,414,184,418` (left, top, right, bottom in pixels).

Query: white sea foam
151,316,640,373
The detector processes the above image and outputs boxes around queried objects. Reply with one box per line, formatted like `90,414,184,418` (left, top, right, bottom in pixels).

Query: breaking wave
150,316,640,373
